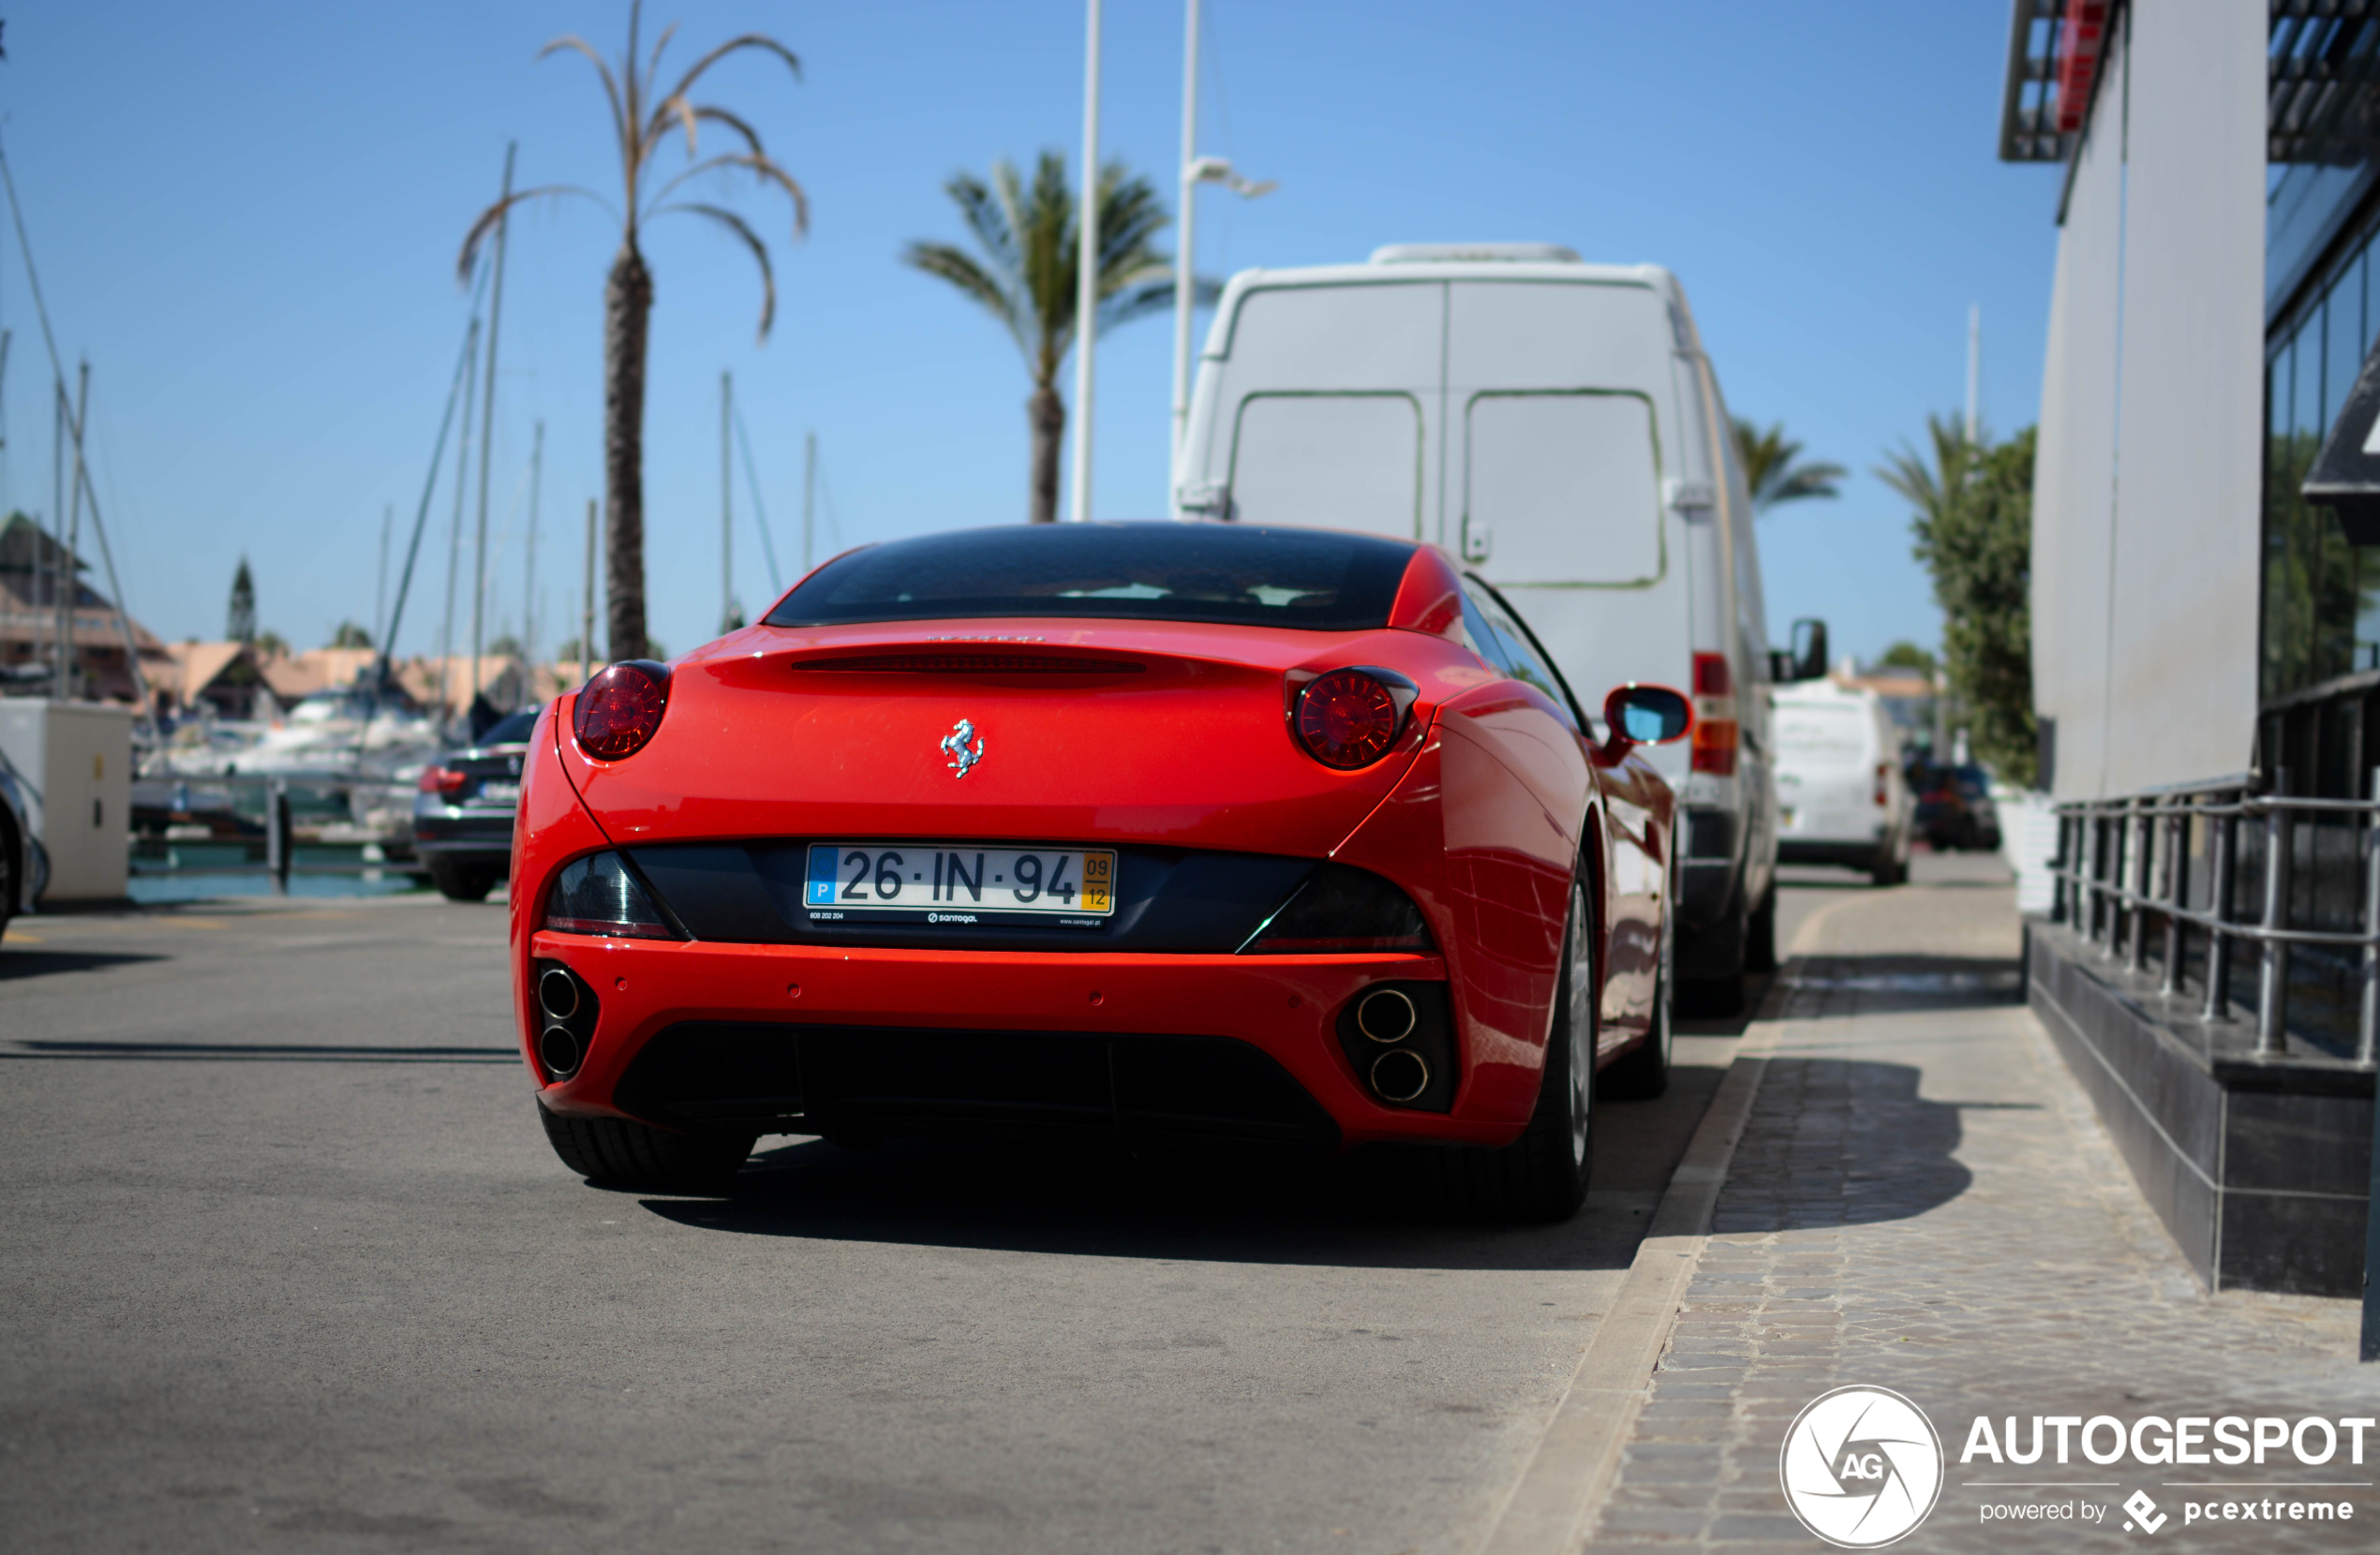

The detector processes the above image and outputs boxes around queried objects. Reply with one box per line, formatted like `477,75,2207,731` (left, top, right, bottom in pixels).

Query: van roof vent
1369,243,1582,265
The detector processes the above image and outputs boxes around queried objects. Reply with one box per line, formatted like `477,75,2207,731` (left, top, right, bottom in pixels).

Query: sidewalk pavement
1588,861,2375,1553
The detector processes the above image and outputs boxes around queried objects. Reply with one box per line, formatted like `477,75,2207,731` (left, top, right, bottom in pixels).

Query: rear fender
510,696,614,1080
1331,722,1572,1128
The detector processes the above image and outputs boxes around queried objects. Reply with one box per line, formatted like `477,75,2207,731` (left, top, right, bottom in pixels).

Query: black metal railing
2049,773,2380,1065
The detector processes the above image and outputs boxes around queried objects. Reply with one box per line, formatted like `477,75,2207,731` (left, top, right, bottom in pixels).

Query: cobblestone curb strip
1473,1003,1787,1555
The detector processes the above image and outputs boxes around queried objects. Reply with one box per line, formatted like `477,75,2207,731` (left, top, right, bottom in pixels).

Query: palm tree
904,153,1185,524
1733,419,1847,514
460,2,807,660
1873,414,1975,528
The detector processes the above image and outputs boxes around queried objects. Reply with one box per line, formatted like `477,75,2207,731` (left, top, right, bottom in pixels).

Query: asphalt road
0,863,1868,1554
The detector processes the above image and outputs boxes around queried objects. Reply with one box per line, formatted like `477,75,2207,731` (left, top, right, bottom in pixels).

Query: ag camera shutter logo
1780,1385,1945,1548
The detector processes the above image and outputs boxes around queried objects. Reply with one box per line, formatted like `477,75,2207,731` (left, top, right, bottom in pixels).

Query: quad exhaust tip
538,1025,582,1079
1370,1048,1430,1103
538,967,582,1022
1355,987,1417,1044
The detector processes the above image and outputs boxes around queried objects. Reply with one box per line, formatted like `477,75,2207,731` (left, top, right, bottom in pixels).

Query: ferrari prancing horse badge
941,718,985,778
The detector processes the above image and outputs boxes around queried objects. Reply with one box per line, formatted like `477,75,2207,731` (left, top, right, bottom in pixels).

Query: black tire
1871,848,1908,887
1443,880,1595,1222
538,1103,757,1192
426,856,497,903
0,808,17,943
1677,882,1748,1017
1601,871,1673,1101
1745,881,1778,974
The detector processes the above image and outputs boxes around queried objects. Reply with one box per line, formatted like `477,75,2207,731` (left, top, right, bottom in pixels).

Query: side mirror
1788,617,1829,682
1601,683,1693,753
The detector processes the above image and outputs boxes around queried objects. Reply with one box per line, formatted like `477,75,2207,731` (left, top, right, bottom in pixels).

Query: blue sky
0,2,2061,664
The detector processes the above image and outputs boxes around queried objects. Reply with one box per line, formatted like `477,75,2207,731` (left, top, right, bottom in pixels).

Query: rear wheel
1745,881,1778,974
1444,881,1595,1222
539,1103,757,1192
0,808,18,942
1602,867,1675,1101
426,856,498,902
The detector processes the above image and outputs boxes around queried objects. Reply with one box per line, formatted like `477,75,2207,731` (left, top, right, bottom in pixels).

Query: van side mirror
1787,617,1829,682
1601,683,1692,755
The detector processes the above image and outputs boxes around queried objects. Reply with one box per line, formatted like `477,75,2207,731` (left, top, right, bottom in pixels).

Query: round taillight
1295,669,1404,770
573,660,671,760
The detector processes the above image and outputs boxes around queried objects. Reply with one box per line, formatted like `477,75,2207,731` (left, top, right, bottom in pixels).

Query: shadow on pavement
630,1066,1731,1272
1712,1055,1978,1233
1,1039,517,1063
0,948,169,981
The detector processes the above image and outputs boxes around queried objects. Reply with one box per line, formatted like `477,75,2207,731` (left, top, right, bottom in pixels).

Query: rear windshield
765,523,1416,631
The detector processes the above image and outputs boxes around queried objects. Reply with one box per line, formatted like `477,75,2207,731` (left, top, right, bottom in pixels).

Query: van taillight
1691,720,1738,776
1875,763,1892,807
1689,653,1736,774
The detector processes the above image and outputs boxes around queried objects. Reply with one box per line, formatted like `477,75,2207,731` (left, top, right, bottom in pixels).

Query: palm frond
902,242,1026,355
687,104,767,158
537,35,629,159
459,185,615,280
1096,278,1178,333
655,201,776,338
646,19,678,89
947,170,1020,281
648,93,700,161
643,151,808,234
663,34,801,107
1736,416,1847,513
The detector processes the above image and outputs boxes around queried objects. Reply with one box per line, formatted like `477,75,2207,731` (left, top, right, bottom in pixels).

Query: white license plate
803,843,1116,924
475,782,521,804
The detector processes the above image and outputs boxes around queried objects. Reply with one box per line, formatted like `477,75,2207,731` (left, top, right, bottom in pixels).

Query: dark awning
2302,338,2380,545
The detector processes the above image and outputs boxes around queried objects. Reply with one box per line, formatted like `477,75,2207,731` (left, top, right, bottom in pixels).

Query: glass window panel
2329,254,2366,437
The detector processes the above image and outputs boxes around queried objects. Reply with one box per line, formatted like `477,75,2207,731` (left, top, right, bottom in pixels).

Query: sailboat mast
376,503,392,656
580,497,595,687
803,430,815,575
523,420,543,673
469,142,515,711
721,371,735,632
439,319,482,727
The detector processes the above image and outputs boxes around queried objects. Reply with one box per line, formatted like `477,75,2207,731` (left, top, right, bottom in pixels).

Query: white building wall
2032,1,2267,799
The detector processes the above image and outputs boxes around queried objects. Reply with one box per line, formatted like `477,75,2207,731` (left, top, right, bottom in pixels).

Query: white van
1773,681,1911,885
1176,244,1822,1010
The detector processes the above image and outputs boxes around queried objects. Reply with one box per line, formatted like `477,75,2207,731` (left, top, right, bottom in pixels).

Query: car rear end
513,526,1562,1163
414,709,540,898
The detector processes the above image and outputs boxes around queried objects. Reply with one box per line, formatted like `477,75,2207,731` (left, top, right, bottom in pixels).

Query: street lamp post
1069,0,1103,524
1170,0,1202,485
1169,4,1273,497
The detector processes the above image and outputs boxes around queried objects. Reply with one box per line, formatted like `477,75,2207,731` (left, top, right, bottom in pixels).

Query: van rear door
1207,282,1445,538
1447,279,1691,713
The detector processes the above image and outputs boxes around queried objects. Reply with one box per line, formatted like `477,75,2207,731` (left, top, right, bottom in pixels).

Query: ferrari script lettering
941,718,985,778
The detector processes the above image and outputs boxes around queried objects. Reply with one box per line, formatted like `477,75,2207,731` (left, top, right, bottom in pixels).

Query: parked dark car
1910,761,2001,852
0,748,41,938
413,708,540,901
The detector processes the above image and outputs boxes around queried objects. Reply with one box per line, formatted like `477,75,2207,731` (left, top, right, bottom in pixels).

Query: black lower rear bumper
613,1021,1342,1153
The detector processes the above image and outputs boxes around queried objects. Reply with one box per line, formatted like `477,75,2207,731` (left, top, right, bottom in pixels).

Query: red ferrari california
512,523,1688,1221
